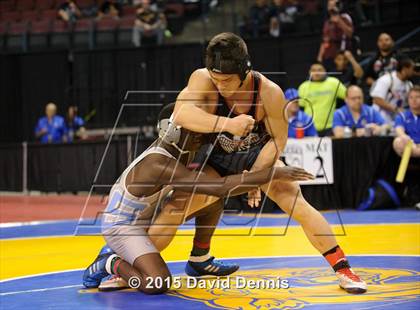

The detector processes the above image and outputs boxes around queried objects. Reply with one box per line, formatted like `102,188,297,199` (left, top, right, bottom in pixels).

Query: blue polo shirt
288,110,318,138
394,109,420,144
333,104,384,129
34,115,67,143
66,116,85,142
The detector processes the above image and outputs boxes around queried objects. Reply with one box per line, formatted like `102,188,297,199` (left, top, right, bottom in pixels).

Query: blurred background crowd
0,0,419,206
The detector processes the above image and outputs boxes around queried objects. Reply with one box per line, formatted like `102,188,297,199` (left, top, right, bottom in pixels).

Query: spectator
393,86,420,157
333,85,386,138
241,0,271,38
370,56,415,125
393,85,420,208
132,0,167,47
333,50,364,86
284,88,317,138
298,62,347,136
66,106,87,142
317,0,353,70
34,103,67,144
269,0,300,37
133,0,158,10
97,0,121,19
58,0,82,23
365,33,399,87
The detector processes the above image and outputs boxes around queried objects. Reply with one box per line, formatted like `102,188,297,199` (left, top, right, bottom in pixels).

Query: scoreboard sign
282,137,334,185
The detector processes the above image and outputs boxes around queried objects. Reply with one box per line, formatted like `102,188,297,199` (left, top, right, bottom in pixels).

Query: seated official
333,85,386,138
66,105,86,142
393,86,420,157
34,102,67,144
284,88,317,138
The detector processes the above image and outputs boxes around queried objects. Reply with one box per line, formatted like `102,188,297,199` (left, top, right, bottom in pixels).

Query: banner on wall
282,137,334,185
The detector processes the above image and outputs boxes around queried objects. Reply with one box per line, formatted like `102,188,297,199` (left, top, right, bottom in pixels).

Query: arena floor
1,195,419,309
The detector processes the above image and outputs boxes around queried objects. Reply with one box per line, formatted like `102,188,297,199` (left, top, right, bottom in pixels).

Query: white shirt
370,71,412,124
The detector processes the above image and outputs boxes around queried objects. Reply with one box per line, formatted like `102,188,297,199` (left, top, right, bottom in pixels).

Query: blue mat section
1,256,419,310
1,210,419,239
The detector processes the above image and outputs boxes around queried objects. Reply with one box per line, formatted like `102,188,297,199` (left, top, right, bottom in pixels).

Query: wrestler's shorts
101,185,160,265
103,225,158,265
193,143,264,177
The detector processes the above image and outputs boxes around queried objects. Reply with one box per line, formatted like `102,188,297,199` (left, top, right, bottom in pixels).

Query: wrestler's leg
261,159,366,293
261,160,336,252
101,224,172,294
185,199,223,251
148,165,220,251
112,253,171,294
148,165,239,276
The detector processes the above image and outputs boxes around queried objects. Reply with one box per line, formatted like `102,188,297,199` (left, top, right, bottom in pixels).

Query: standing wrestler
173,32,367,294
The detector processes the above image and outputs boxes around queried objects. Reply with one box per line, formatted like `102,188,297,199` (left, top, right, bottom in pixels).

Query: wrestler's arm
144,155,312,198
250,82,288,172
173,69,255,136
173,69,229,133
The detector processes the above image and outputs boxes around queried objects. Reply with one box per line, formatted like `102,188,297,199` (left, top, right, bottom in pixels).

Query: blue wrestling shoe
185,256,239,277
82,245,116,288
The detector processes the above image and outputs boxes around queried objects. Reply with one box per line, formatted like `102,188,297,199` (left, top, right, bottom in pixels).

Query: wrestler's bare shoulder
258,73,284,95
188,68,217,91
258,72,285,105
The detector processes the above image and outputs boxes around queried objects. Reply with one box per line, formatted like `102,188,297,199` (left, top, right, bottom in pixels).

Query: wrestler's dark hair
158,102,175,122
205,32,250,77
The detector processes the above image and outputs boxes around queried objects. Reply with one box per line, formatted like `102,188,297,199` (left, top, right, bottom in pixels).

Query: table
0,137,401,209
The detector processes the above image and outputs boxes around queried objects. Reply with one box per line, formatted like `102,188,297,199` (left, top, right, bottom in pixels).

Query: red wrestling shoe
336,268,367,294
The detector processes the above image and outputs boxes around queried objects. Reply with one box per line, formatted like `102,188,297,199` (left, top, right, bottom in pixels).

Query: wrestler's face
209,71,242,98
179,129,204,152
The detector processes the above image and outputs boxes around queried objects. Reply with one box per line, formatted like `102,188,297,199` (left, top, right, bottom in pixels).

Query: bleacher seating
15,0,35,11
0,0,418,52
35,0,55,10
30,19,51,33
0,0,191,50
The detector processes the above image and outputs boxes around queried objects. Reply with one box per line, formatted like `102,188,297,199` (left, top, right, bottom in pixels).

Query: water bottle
343,126,352,138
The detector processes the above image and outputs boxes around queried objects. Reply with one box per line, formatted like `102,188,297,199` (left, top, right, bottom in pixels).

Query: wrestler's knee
268,180,299,202
140,269,172,294
268,181,311,221
133,254,172,294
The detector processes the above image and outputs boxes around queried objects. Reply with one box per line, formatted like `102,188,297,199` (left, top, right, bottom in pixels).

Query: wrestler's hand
247,187,262,208
243,170,261,208
273,166,314,182
227,114,255,137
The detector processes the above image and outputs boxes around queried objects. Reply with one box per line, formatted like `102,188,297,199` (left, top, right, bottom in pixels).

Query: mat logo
168,267,420,310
